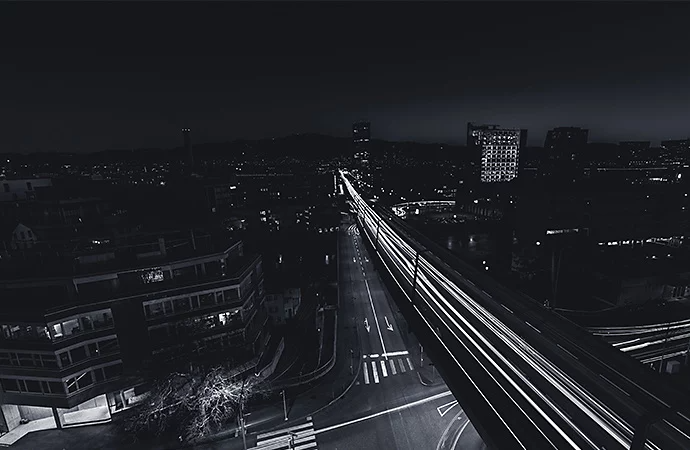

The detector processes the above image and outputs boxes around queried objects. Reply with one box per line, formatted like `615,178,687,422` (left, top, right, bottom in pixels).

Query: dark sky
2,2,690,153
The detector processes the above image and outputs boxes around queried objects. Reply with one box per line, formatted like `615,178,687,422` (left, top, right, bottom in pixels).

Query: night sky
2,2,690,153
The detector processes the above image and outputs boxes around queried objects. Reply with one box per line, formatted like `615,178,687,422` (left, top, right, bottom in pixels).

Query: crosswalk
253,417,318,450
361,355,415,384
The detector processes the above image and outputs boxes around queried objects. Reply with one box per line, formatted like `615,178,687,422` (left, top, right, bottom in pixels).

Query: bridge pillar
630,416,652,450
412,252,420,302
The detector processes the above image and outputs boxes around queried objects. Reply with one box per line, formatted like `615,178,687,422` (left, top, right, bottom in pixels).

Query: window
51,323,64,339
18,353,36,367
0,378,20,392
70,346,87,364
41,354,58,368
144,301,165,318
62,319,80,336
48,381,63,394
173,297,191,312
65,377,79,394
94,368,106,383
77,373,93,389
0,353,10,366
59,352,71,367
24,379,41,393
224,288,239,302
199,293,215,308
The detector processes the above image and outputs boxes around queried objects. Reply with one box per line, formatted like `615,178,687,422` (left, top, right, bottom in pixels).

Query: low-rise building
264,287,302,326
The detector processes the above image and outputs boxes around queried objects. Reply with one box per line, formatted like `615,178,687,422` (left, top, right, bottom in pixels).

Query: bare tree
125,366,270,443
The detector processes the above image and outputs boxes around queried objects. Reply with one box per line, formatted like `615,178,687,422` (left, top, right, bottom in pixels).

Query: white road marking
363,278,388,359
406,357,414,371
380,360,388,377
383,350,409,357
363,361,370,384
369,353,379,358
436,400,459,417
371,361,380,383
525,322,541,334
314,391,453,435
389,359,397,375
398,358,406,373
451,419,471,450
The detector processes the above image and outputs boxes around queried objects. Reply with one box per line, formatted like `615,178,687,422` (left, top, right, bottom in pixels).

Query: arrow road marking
364,318,370,333
364,278,388,359
385,316,394,332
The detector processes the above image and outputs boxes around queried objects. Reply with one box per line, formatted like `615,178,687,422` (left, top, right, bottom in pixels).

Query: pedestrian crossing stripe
254,419,318,450
371,360,380,383
361,357,414,384
363,360,370,384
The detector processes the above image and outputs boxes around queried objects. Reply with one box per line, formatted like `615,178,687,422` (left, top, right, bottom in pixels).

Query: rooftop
0,229,241,281
0,252,260,317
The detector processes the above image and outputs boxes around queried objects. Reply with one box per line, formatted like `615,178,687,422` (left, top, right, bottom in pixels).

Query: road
241,218,485,450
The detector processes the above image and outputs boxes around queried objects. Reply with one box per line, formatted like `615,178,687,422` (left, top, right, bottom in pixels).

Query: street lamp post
282,389,288,421
420,344,424,366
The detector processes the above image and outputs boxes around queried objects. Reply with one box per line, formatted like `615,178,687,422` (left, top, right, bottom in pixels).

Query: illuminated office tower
470,123,523,183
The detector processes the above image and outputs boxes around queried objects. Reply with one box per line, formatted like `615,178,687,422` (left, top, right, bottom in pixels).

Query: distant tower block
182,128,193,170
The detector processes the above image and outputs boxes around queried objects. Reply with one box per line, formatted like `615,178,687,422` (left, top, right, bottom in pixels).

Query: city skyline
3,2,690,152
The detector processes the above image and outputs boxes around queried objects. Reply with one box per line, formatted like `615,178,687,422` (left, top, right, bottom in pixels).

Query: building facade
472,125,523,183
0,231,268,436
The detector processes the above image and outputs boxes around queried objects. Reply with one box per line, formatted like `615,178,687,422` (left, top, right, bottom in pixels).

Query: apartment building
0,229,268,436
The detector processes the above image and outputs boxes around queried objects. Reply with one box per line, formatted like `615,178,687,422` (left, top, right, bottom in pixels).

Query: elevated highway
341,170,690,450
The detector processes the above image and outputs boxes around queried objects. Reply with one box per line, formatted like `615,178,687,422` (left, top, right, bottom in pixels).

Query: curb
309,350,362,417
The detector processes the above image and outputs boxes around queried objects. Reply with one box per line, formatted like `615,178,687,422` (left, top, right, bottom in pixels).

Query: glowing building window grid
480,130,520,182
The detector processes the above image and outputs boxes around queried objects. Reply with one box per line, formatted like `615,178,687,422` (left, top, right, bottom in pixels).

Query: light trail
340,170,690,450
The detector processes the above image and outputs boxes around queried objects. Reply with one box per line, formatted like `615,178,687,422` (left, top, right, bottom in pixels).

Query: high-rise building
352,121,370,158
352,121,372,189
544,127,589,150
182,128,193,171
470,123,523,183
